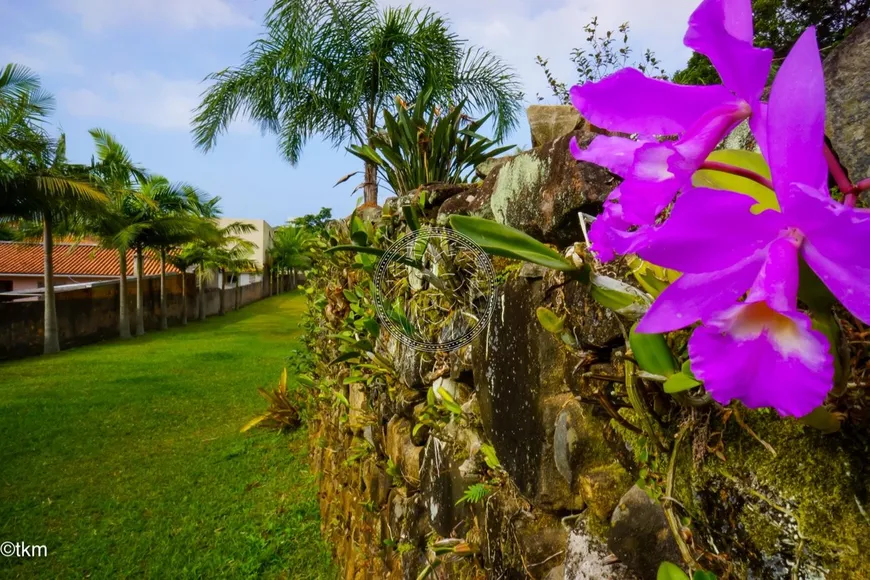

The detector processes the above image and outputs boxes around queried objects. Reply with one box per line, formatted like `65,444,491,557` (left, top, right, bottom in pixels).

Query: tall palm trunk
198,272,206,321
291,268,297,289
362,105,378,206
134,247,145,336
181,272,188,326
159,248,168,330
42,214,60,355
118,249,131,339
363,160,378,206
219,269,226,315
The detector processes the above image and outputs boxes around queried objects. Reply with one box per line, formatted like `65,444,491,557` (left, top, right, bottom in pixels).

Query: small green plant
348,88,513,196
240,368,303,433
480,444,501,471
386,458,404,487
535,16,668,103
456,483,493,505
413,386,463,436
657,561,717,580
342,438,374,467
536,306,578,347
634,437,664,501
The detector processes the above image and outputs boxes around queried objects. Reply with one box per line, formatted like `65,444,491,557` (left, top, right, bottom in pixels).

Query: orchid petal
588,203,623,263
745,234,801,311
635,187,783,273
803,239,870,326
776,183,870,324
684,0,773,103
674,102,750,162
570,135,647,178
637,253,764,333
767,27,827,197
619,142,684,223
690,307,832,417
797,210,870,326
570,69,736,136
588,190,653,262
617,103,751,224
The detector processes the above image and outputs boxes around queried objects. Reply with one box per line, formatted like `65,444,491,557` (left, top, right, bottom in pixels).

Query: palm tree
270,224,314,289
180,220,256,319
209,242,257,315
161,185,216,329
128,176,207,334
173,243,209,321
191,0,523,206
168,250,194,326
86,128,147,339
0,63,53,170
0,64,106,354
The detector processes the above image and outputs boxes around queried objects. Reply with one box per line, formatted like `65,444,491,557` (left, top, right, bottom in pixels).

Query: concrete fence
0,272,298,361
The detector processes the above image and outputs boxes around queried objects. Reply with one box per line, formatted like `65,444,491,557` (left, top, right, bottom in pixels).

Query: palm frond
0,63,55,120
450,47,524,142
190,0,522,181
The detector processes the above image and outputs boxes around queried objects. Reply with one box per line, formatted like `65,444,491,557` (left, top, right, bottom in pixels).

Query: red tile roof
0,242,181,277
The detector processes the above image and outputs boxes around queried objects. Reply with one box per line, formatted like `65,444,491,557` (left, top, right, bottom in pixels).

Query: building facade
215,218,274,285
0,241,179,295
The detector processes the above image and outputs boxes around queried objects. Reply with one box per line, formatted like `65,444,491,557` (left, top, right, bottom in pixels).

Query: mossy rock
682,410,870,578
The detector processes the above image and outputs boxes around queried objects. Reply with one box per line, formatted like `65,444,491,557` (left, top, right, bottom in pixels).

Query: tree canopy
673,0,870,84
191,0,523,205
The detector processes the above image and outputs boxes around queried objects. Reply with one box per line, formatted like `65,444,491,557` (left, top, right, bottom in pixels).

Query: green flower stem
593,392,643,435
664,423,700,572
624,358,667,451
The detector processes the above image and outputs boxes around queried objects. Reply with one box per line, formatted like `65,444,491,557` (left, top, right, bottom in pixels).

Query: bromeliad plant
347,88,513,196
567,0,870,420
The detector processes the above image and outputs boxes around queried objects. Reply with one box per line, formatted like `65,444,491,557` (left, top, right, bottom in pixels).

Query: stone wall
304,30,870,577
0,273,295,360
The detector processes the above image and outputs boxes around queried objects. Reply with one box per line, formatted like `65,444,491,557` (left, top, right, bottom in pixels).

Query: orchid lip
716,301,827,370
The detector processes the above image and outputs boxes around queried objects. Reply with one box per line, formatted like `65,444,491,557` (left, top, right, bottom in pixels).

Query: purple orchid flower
632,27,870,417
570,0,773,260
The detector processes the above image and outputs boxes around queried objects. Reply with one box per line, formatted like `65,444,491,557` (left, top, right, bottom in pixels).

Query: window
0,280,12,292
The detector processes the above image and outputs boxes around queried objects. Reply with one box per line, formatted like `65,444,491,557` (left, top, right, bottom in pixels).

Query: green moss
397,542,415,555
686,409,870,577
584,511,612,541
737,507,782,556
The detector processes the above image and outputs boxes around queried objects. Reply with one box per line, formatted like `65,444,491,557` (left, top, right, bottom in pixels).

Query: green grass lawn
0,292,334,579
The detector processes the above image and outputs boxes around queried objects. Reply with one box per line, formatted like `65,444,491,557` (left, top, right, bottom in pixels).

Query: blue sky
0,0,699,227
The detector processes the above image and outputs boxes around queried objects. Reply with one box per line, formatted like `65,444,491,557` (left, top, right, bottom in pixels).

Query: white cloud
61,72,202,130
384,0,698,104
57,0,255,32
59,71,255,134
0,30,84,76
